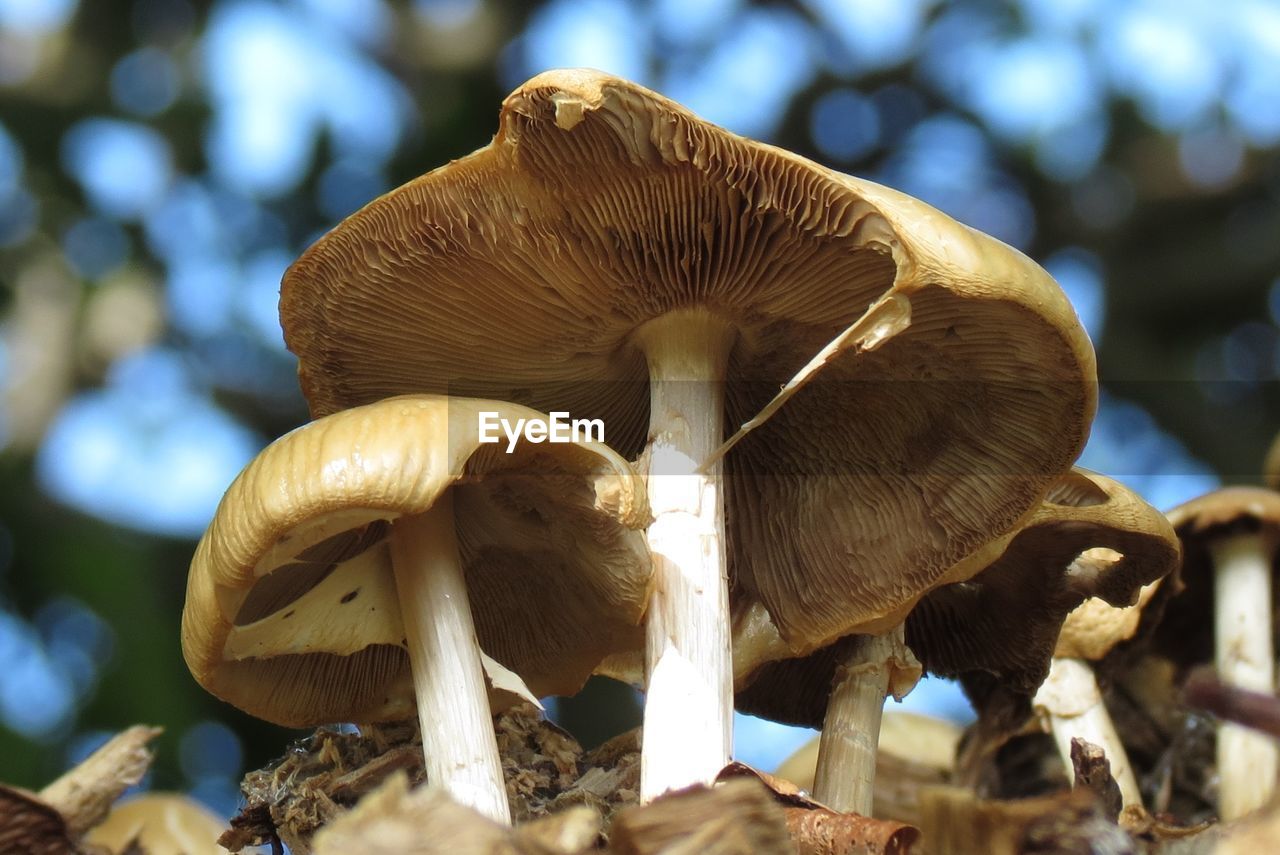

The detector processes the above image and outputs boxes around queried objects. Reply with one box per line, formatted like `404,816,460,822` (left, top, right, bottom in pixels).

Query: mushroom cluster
177,68,1221,847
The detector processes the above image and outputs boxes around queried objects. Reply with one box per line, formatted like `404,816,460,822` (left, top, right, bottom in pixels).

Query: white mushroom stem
812,627,917,815
636,310,736,801
1209,531,1277,821
1033,656,1142,809
389,491,510,823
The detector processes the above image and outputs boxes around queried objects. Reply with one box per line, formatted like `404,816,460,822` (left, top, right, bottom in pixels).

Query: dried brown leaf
717,763,919,854
0,785,77,855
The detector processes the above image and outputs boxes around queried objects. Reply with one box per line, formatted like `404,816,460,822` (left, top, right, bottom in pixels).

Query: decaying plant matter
0,726,161,855
221,705,603,853
223,705,919,855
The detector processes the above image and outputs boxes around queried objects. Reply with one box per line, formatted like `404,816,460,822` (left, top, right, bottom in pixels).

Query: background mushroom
736,470,1176,814
280,68,1096,798
182,394,651,822
84,793,226,855
1156,487,1280,820
1034,576,1169,808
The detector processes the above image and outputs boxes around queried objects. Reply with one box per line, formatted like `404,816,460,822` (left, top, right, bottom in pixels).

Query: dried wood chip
0,725,161,855
1071,738,1124,821
609,780,791,855
40,725,161,838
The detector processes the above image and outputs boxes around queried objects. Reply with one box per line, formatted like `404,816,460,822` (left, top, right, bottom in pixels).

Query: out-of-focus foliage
1,0,1277,819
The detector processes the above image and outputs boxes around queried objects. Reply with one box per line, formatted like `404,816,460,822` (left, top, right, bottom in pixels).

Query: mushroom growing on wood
281,69,1095,798
1158,487,1280,821
182,394,650,823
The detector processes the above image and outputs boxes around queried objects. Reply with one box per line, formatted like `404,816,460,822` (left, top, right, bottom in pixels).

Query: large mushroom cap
282,67,1095,652
182,394,651,727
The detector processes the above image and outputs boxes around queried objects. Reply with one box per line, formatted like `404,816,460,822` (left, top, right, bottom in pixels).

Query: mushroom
908,471,1178,804
736,470,1176,814
280,69,1095,798
906,469,1178,692
775,710,961,825
753,624,913,813
808,629,920,816
182,394,651,822
728,627,921,816
1033,575,1168,808
84,793,226,855
1158,487,1280,820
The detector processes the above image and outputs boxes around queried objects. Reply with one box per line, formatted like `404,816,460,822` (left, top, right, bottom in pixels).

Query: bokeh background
2,0,1277,824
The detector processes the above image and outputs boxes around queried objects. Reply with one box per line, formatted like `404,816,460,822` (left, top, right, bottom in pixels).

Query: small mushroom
182,394,650,822
730,621,923,816
1159,487,1280,820
816,629,922,815
909,472,1178,807
906,470,1178,697
85,793,226,855
281,69,1096,797
738,470,1175,814
1033,574,1167,808
775,710,960,824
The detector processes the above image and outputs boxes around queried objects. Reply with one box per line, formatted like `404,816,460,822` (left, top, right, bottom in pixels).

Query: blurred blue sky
2,0,1276,800
6,0,1248,540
